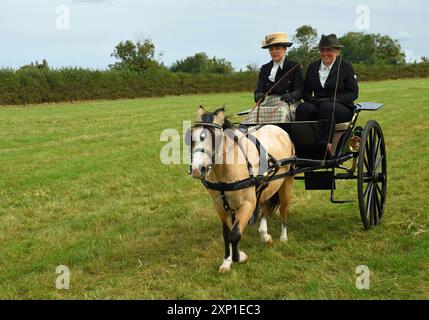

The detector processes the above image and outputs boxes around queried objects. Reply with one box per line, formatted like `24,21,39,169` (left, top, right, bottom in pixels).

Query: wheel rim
358,121,387,229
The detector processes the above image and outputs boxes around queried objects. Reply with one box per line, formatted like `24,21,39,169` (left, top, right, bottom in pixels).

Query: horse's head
187,106,226,179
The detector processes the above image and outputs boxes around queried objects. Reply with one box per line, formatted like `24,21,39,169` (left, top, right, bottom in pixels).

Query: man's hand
254,92,265,103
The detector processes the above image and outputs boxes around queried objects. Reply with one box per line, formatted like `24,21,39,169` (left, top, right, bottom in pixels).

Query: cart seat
332,122,352,155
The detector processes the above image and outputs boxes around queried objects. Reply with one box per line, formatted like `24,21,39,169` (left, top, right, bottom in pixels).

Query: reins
192,121,292,213
255,62,302,123
322,52,342,164
245,48,319,124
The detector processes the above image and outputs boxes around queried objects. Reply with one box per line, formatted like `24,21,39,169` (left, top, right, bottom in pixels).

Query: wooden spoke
365,138,373,171
364,181,372,198
374,135,382,162
364,155,371,173
374,188,382,224
366,183,373,222
371,129,377,165
374,155,384,173
375,181,383,196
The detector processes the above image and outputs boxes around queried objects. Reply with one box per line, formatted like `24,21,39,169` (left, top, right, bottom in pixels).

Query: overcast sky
0,0,427,70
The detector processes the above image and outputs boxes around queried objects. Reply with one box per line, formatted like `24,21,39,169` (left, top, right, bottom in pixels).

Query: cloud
395,31,414,41
72,0,114,3
404,49,422,63
1,0,428,69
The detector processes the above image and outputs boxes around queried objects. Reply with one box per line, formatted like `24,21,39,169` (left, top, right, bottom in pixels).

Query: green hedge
354,63,429,81
0,64,428,105
0,68,257,105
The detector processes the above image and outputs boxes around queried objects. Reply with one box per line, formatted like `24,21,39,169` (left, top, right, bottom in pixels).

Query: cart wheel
357,120,387,229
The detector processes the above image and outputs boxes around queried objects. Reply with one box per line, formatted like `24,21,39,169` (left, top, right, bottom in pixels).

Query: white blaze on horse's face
191,106,225,179
191,126,215,179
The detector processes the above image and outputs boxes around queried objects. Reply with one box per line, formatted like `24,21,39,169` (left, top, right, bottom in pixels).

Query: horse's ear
214,108,225,125
196,105,205,121
213,107,225,115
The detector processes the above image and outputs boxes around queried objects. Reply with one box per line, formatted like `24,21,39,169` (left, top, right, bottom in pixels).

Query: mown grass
0,78,428,299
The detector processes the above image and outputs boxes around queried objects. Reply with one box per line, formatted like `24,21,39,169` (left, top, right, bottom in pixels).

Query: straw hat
261,32,293,49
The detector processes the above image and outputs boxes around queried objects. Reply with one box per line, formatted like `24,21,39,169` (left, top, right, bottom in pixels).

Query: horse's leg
229,202,253,263
279,176,294,242
218,211,234,272
258,202,273,245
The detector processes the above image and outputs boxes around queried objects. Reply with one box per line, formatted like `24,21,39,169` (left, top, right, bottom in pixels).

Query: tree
109,38,159,72
373,34,405,64
339,32,377,65
287,27,406,67
293,25,318,48
170,52,234,74
421,56,429,64
287,25,320,71
339,32,405,65
208,57,234,74
170,52,209,73
245,63,259,72
19,59,49,71
42,59,49,69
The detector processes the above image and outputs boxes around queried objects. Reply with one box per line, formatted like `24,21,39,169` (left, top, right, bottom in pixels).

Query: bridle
322,51,342,163
186,121,223,177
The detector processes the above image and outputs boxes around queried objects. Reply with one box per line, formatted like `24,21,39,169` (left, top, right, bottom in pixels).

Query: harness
189,122,294,216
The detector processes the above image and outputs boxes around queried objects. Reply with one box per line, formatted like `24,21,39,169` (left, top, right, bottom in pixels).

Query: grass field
0,78,428,299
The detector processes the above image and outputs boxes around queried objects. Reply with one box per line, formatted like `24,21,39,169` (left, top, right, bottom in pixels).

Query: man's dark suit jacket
303,58,359,108
255,59,304,99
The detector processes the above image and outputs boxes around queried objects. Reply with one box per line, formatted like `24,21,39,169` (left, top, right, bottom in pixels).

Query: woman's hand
254,92,265,103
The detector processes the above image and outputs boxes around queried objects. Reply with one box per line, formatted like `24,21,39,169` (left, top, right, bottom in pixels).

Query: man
296,34,359,152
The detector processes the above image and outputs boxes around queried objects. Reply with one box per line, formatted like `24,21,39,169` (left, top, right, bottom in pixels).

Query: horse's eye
200,132,206,142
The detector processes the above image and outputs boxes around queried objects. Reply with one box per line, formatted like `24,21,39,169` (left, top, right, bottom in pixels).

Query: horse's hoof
265,234,273,246
280,236,288,242
219,258,232,273
239,251,248,263
219,265,231,273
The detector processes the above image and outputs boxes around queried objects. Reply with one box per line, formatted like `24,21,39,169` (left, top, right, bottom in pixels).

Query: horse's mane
222,117,234,130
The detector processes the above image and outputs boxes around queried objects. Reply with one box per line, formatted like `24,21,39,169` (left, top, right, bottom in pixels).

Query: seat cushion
335,122,351,131
332,122,352,154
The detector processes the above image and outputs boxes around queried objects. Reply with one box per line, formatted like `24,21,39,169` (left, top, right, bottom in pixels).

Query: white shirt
268,56,285,82
319,59,336,88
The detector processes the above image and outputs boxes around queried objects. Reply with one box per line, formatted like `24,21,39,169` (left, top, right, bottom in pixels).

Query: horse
188,106,295,272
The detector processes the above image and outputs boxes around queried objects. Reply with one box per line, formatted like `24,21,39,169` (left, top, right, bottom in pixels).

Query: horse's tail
267,191,280,216
248,191,280,225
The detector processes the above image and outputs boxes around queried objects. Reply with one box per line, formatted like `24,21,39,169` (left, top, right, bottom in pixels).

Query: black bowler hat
318,34,343,49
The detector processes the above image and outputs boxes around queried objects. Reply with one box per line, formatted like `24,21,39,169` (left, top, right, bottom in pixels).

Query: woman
296,34,359,151
246,32,303,123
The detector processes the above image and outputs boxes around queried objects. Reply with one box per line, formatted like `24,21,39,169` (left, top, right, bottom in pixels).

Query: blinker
200,131,206,141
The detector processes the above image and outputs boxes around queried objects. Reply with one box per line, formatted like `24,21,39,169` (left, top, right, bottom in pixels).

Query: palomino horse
189,106,295,272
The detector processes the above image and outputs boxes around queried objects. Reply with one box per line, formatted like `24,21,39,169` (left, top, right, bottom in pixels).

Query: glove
280,93,295,104
254,92,265,103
